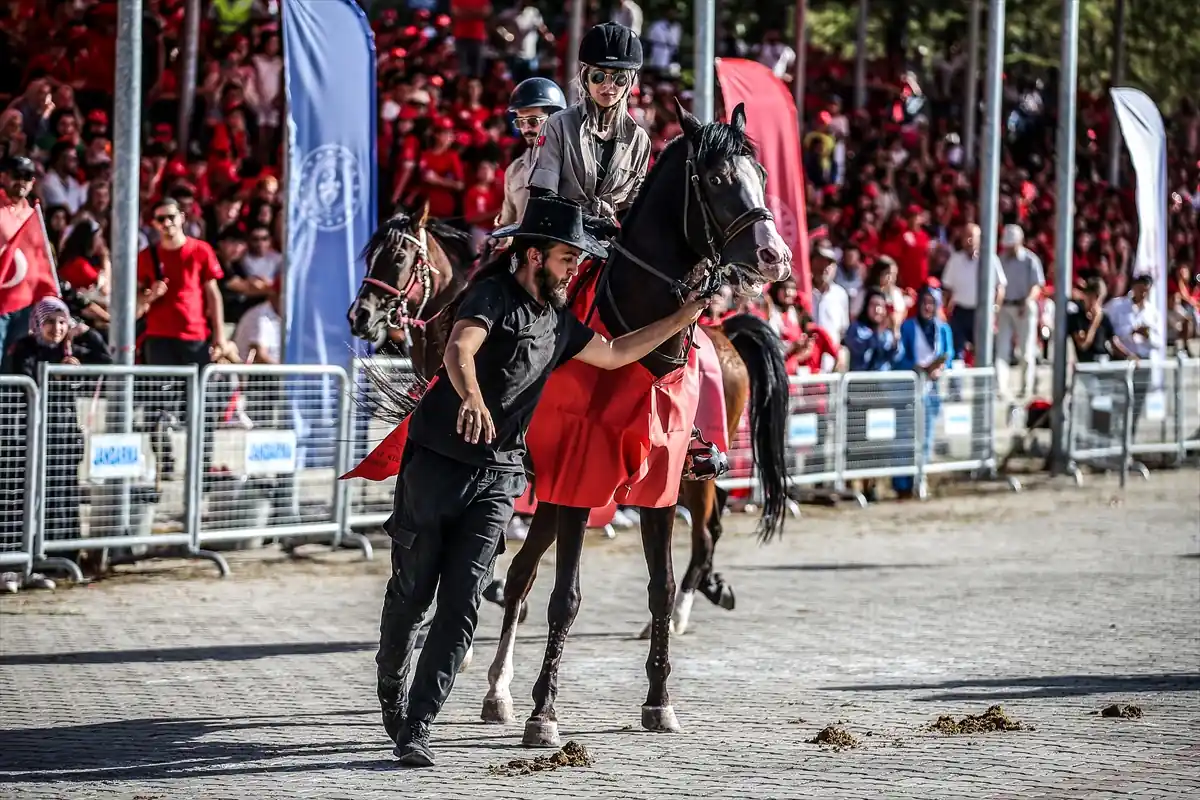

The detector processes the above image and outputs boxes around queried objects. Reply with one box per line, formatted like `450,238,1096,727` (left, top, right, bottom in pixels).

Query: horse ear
674,96,701,139
731,103,747,133
414,196,431,227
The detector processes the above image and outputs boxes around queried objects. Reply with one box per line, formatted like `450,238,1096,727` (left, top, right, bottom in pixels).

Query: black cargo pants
376,443,526,725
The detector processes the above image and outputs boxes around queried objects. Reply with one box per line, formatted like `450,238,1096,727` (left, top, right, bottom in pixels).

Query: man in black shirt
378,194,706,767
1067,278,1134,363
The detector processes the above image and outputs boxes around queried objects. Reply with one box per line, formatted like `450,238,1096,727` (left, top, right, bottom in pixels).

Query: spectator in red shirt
137,197,234,367
464,159,502,252
451,0,492,78
57,218,109,296
419,120,464,219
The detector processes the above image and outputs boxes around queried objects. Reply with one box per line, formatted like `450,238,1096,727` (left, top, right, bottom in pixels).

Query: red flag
339,375,440,482
0,208,59,315
715,59,812,311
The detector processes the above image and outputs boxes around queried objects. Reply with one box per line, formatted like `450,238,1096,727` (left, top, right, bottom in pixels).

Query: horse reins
602,140,774,367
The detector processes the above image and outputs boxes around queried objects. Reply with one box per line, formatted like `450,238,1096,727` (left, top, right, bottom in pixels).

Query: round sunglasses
587,69,630,88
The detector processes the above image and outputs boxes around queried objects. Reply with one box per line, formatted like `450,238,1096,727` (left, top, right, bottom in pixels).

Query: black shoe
482,578,505,607
395,719,435,767
377,671,407,744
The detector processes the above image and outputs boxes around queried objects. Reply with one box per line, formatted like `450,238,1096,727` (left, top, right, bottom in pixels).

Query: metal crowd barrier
837,371,921,486
1065,361,1137,487
35,364,221,578
196,364,368,559
0,376,39,577
1178,356,1200,456
347,356,412,529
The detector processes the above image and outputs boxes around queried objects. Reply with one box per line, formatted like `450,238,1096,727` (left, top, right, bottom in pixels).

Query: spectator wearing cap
996,223,1045,399
39,141,87,214
420,119,465,219
940,223,1007,358
811,240,851,346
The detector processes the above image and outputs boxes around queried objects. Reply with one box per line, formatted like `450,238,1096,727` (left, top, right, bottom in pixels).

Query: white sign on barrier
865,408,896,441
943,403,973,437
88,434,144,480
244,430,298,475
1145,390,1166,422
1091,394,1114,412
788,413,819,447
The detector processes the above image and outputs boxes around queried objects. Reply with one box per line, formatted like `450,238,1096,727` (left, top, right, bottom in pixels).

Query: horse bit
361,227,434,338
604,139,775,366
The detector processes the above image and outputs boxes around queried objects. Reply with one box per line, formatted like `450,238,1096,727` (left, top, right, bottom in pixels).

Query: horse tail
722,313,790,544
355,358,429,426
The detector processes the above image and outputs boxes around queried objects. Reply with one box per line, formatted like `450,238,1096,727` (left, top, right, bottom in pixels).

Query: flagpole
693,0,716,123
111,0,143,368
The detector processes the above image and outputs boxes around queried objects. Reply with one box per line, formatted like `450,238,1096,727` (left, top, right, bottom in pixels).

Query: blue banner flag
282,0,376,368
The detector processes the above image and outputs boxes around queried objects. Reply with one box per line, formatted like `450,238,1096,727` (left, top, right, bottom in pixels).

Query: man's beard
536,265,570,310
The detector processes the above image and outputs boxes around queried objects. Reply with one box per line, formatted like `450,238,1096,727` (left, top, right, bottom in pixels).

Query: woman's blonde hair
574,65,636,136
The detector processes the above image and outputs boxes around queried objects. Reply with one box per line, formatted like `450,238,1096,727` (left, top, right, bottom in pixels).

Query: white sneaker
505,517,528,542
23,573,55,591
610,509,637,529
1,572,20,594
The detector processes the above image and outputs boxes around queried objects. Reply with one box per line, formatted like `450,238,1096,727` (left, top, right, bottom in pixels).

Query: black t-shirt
1066,304,1116,362
407,271,595,471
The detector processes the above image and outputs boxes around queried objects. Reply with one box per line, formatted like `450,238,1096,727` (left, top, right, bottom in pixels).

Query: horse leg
481,502,557,724
639,505,681,732
523,506,588,748
699,484,736,610
638,483,710,639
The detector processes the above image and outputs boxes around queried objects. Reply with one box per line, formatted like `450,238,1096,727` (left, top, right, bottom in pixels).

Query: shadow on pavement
0,712,629,782
0,631,632,667
818,672,1200,701
733,562,941,572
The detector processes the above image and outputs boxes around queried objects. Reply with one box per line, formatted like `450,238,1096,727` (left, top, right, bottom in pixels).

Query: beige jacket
527,103,651,219
498,148,534,227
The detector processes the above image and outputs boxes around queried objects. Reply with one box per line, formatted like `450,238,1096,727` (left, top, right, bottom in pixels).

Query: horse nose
757,241,792,282
757,245,784,266
351,304,372,334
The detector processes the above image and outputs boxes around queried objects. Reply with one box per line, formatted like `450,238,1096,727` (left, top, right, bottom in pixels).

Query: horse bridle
360,227,433,336
604,139,775,366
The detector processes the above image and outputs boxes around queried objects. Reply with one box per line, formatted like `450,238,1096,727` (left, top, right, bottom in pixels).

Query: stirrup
682,427,728,482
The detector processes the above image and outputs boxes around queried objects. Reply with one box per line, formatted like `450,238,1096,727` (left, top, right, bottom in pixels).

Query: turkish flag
0,207,59,315
715,59,812,312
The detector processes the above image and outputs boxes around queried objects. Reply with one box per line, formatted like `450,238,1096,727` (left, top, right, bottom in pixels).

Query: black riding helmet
508,77,568,114
578,22,642,70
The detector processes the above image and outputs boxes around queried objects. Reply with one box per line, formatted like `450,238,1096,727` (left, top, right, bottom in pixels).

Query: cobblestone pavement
1,473,1198,799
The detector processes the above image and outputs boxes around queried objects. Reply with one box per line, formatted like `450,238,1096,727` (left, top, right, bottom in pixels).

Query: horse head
673,99,792,297
347,198,437,345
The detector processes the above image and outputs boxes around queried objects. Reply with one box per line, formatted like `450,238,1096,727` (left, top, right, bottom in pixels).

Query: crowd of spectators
1,0,1198,393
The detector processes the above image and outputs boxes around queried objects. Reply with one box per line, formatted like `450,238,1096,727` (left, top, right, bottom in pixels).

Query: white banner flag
1110,88,1168,359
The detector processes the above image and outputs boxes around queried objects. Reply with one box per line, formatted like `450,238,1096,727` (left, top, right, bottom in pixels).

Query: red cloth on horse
525,272,700,509
340,376,441,481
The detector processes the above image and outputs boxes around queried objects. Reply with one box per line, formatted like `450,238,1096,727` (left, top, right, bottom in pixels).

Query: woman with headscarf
4,298,112,570
894,282,954,498
843,288,907,502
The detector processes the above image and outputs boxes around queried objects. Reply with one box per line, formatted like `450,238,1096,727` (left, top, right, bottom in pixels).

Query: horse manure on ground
1097,703,1143,719
806,726,860,750
928,705,1032,735
487,741,594,777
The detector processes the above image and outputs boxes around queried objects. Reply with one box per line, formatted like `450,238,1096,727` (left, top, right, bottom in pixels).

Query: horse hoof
459,645,474,673
718,585,736,611
481,695,515,724
641,705,681,733
522,718,561,748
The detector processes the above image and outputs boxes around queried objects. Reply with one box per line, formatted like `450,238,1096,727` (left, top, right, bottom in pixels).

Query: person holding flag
1,156,60,371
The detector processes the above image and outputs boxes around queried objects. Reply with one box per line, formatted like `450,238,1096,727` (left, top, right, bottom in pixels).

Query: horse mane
623,118,758,223
425,218,476,274
358,212,477,287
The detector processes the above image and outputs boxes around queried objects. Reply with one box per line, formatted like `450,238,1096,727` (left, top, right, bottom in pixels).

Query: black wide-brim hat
491,194,607,257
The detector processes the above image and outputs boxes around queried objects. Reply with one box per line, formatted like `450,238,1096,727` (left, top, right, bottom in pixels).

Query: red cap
87,109,108,125
817,110,832,126
399,106,421,121
906,203,923,216
434,117,455,131
435,14,451,26
429,74,444,88
390,47,407,59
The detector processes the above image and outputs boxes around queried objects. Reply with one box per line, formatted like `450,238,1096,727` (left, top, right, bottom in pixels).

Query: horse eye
708,174,722,187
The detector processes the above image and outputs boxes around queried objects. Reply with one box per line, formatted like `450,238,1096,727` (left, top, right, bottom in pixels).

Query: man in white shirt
756,29,796,80
38,142,88,214
810,241,849,346
241,225,283,283
613,0,643,36
941,223,1007,358
1104,274,1163,361
233,291,282,364
644,12,681,72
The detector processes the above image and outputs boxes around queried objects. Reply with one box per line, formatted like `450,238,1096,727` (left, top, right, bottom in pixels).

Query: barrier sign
788,413,819,447
1091,394,1114,412
244,430,298,475
865,408,896,441
1145,390,1166,422
88,434,144,480
943,403,973,437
